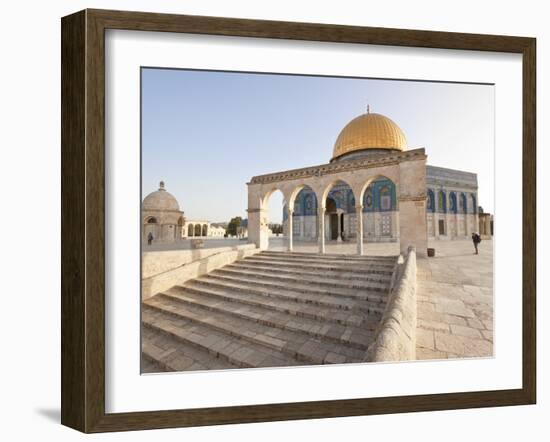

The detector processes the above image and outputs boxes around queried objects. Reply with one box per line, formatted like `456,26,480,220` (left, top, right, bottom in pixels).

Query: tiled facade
285,165,480,242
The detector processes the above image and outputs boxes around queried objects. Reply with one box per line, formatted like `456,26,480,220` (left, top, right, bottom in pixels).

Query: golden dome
332,111,407,160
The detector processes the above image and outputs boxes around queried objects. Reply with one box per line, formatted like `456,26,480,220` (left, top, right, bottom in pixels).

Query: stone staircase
142,250,397,372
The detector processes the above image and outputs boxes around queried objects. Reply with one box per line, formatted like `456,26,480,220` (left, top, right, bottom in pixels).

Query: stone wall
142,244,260,300
365,246,417,362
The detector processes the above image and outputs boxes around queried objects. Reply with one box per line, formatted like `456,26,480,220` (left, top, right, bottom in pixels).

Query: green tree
269,223,283,234
226,216,242,236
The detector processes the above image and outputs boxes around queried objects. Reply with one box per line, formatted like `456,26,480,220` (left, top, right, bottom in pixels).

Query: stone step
165,285,380,326
201,272,388,299
260,251,397,262
152,290,375,352
244,256,395,274
145,294,374,364
141,325,238,372
227,261,392,284
183,277,386,313
142,305,307,368
141,354,166,373
211,266,389,292
222,261,391,289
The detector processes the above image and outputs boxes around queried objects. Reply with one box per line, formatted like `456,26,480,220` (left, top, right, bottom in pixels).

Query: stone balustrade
365,246,417,362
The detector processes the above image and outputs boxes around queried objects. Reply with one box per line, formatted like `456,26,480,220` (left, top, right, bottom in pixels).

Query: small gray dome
142,181,180,212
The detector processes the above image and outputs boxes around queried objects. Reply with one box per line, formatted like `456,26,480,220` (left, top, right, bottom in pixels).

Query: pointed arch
427,189,435,213
438,190,447,213
449,192,458,214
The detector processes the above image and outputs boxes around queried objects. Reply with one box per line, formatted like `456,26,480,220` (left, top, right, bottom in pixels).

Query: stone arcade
247,109,484,257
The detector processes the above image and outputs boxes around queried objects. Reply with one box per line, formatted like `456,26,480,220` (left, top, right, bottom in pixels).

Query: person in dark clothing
147,232,154,245
471,232,481,254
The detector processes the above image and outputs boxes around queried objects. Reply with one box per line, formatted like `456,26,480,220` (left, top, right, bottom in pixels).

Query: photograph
139,68,495,373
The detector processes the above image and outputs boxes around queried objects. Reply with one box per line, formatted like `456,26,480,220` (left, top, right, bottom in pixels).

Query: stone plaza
141,237,492,372
269,237,494,360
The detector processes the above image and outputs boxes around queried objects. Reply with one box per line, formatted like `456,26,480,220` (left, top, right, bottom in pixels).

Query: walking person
471,232,481,255
147,232,154,246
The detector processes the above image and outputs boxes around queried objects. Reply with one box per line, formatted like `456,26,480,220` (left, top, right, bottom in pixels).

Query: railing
365,246,417,362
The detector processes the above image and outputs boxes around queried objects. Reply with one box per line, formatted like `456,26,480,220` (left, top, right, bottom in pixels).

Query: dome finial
367,104,370,114
159,180,165,191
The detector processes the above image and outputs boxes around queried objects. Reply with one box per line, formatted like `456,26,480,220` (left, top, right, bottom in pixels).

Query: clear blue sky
142,68,494,224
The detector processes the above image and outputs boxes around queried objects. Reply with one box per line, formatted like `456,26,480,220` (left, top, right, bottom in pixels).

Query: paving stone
450,324,482,339
444,315,468,326
416,347,448,360
435,332,492,357
434,299,476,318
416,328,435,349
466,318,485,329
417,319,450,332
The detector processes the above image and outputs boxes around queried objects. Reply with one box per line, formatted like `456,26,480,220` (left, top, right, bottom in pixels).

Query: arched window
471,194,477,214
363,178,396,213
202,224,208,236
379,186,392,212
328,189,344,209
461,193,467,214
146,217,157,224
293,193,302,215
187,224,194,236
450,192,457,214
291,186,317,217
363,188,374,212
427,189,435,213
438,190,447,213
194,224,202,236
304,193,317,216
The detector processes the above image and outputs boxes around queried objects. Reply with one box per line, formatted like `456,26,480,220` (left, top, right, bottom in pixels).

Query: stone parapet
365,246,417,362
142,244,260,299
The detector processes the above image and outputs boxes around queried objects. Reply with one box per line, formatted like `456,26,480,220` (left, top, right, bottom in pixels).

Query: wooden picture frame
61,8,536,433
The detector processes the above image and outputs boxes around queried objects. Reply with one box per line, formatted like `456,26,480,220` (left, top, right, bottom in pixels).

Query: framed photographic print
61,9,536,433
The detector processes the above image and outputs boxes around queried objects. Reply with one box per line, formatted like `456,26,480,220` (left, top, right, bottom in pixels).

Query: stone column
399,197,428,257
336,212,342,243
398,148,428,258
356,205,364,255
287,208,294,252
247,208,268,250
318,207,326,254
